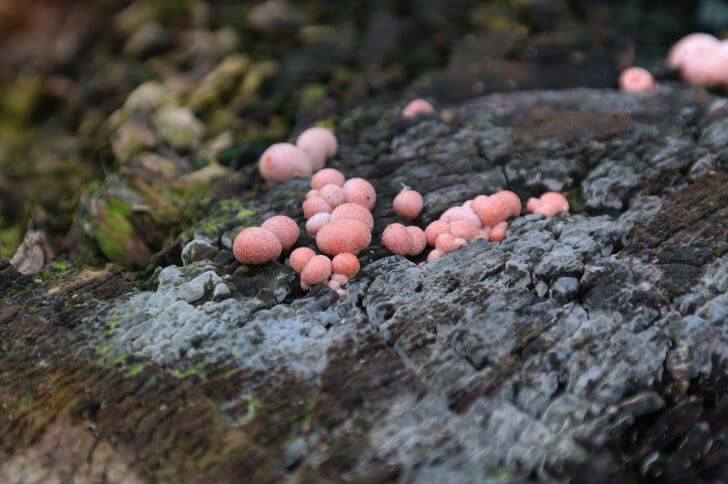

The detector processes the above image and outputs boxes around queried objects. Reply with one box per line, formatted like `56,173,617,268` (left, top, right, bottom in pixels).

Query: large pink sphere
296,127,338,171
332,253,360,278
667,33,720,69
289,247,316,273
381,223,413,256
393,189,424,220
492,190,522,217
301,255,332,286
448,220,479,240
425,220,450,246
316,219,372,256
439,206,481,228
343,178,377,210
619,67,657,93
472,195,511,227
330,203,374,231
406,226,427,256
259,143,312,183
261,215,300,251
233,227,282,265
303,195,332,219
311,168,345,189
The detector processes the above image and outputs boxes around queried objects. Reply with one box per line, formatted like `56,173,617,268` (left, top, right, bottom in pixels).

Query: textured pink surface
489,221,508,242
311,168,345,189
258,143,312,183
305,212,331,236
381,223,413,256
330,203,374,231
319,184,346,208
425,220,450,247
296,127,338,171
439,206,481,228
332,253,360,278
472,195,511,227
343,178,377,210
393,189,424,220
316,219,372,255
406,226,427,256
303,195,333,219
289,247,316,273
448,220,479,241
301,255,332,286
261,215,300,251
427,249,444,262
233,227,282,265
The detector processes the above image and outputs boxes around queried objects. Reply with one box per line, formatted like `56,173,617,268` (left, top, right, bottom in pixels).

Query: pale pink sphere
425,220,450,246
472,195,511,227
393,189,424,220
402,98,435,119
381,223,413,256
427,249,444,262
303,195,332,219
448,220,479,241
331,273,349,286
439,206,481,228
318,183,346,208
332,253,360,278
527,192,569,217
261,215,300,251
343,178,377,210
492,190,522,217
301,255,332,287
296,127,338,171
316,219,372,256
667,33,720,69
489,222,508,242
619,67,657,93
435,233,458,253
306,189,319,199
259,143,312,183
406,226,427,256
540,192,569,213
526,198,541,213
682,46,728,86
306,212,331,236
311,168,345,189
289,247,316,273
330,203,374,231
233,227,282,265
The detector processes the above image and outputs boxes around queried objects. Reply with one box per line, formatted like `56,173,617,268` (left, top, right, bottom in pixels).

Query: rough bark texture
2,86,728,483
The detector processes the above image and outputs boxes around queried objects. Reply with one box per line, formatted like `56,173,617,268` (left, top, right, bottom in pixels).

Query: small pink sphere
303,195,332,219
316,219,372,256
301,255,332,287
619,67,657,93
233,227,282,265
435,233,458,253
306,189,319,199
439,206,481,228
296,127,338,171
343,178,377,210
427,249,444,262
393,189,424,220
319,183,346,208
667,33,720,69
332,253,360,278
289,247,316,273
305,212,331,236
425,220,450,246
489,222,508,242
406,226,427,256
311,168,345,189
492,190,522,217
330,203,374,231
402,98,435,119
259,143,312,183
331,273,349,285
381,223,413,256
448,220,479,241
540,192,569,213
472,195,511,227
527,192,569,217
526,198,541,213
261,215,300,251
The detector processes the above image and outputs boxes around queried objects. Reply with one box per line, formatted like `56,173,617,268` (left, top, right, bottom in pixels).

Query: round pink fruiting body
526,198,541,213
319,183,346,208
402,99,435,119
439,206,481,228
667,33,720,69
492,190,522,217
289,247,316,273
258,143,312,183
619,67,657,92
489,222,508,242
539,192,569,213
296,127,338,171
681,46,728,86
306,212,331,236
306,189,319,199
435,233,458,253
331,273,349,285
472,195,511,227
332,253,360,279
233,227,282,265
448,220,479,241
406,226,427,256
301,255,332,286
381,223,413,256
261,215,300,251
329,203,374,231
311,168,345,189
393,189,424,220
425,220,450,246
343,178,377,210
427,249,444,262
303,195,332,219
316,219,372,256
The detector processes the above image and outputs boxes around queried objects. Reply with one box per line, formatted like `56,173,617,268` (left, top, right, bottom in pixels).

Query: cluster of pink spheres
619,33,728,93
238,107,571,294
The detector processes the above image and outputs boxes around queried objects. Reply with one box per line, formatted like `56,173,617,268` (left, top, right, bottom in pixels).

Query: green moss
0,224,22,260
299,84,329,109
92,198,135,263
127,363,146,376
